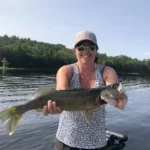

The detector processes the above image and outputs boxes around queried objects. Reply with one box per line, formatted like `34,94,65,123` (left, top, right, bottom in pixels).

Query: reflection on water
0,70,150,150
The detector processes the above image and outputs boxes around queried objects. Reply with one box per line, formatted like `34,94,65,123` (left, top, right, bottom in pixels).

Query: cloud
144,52,150,56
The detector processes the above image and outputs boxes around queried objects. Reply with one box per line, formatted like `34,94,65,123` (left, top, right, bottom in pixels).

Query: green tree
0,34,149,74
1,58,9,68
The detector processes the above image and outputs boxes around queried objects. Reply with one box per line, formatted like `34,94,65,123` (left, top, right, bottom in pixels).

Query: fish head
100,83,125,106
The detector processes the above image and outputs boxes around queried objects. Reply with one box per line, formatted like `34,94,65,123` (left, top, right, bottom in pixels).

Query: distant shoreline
0,67,141,75
1,35,150,75
0,67,58,73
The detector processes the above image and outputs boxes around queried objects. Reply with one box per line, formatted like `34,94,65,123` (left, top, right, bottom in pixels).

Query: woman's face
74,40,98,64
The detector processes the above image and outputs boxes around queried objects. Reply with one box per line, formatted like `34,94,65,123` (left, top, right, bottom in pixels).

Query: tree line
0,35,150,74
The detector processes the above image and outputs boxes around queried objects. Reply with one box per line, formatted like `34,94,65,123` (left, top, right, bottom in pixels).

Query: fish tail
0,106,24,135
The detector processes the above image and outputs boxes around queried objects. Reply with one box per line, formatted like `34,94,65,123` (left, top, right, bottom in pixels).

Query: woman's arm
42,65,72,115
103,66,128,110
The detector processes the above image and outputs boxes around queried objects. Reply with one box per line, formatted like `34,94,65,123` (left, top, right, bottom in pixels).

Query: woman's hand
103,66,128,110
115,93,128,110
43,100,62,116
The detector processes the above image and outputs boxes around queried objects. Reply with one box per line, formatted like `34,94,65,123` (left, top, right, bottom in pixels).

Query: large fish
0,82,125,136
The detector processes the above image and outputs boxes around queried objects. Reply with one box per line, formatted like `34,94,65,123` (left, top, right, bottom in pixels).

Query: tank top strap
99,65,105,84
95,64,106,85
73,63,79,74
67,63,79,79
67,64,74,76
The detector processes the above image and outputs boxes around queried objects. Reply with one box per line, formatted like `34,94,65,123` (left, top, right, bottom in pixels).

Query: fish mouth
100,83,125,106
101,95,117,107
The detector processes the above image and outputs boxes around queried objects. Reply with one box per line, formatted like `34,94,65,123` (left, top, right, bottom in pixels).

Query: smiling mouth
81,55,90,58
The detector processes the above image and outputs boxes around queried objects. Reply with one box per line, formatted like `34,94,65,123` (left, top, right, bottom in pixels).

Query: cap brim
74,39,99,49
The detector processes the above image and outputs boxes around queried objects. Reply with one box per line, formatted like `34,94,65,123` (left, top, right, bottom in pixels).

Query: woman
43,30,128,150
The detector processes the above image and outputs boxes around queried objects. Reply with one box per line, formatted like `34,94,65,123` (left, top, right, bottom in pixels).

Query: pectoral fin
82,110,94,125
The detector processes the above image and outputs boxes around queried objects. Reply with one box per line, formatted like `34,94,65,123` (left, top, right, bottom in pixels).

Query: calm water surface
0,70,150,150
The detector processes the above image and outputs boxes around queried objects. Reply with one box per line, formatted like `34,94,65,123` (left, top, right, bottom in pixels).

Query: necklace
78,63,96,79
80,72,95,79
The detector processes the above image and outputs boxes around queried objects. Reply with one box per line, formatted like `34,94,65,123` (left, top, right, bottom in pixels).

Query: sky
0,0,150,60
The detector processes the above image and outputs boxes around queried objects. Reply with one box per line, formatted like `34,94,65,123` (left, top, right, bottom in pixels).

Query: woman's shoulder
97,64,117,77
56,63,75,80
97,64,115,72
97,64,118,82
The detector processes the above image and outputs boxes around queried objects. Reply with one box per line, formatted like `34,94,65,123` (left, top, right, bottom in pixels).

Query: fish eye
110,83,119,89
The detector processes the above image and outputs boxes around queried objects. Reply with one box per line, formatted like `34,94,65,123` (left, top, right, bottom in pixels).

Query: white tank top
56,63,107,149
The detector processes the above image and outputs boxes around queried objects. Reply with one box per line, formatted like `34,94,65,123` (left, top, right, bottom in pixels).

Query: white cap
74,30,98,48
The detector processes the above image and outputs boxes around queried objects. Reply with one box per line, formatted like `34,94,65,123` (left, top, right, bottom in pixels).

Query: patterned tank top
56,63,107,149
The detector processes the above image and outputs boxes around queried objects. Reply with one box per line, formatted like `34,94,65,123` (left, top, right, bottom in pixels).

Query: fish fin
82,110,94,125
117,83,125,93
36,87,55,94
0,106,23,135
35,109,43,112
32,87,55,99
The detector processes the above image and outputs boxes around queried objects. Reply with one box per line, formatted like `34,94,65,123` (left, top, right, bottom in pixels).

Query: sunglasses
76,45,97,51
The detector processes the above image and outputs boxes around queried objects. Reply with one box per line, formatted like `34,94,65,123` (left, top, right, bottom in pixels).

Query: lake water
0,70,150,150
